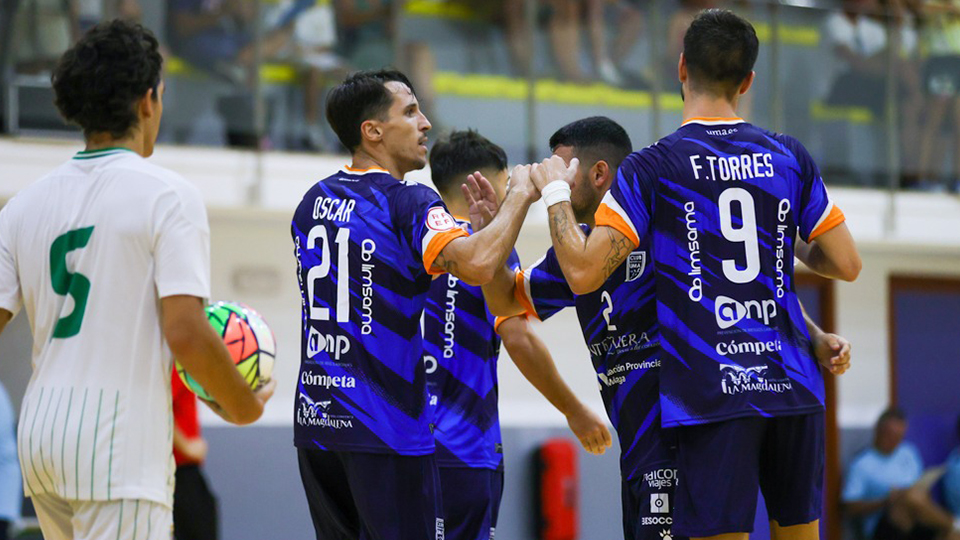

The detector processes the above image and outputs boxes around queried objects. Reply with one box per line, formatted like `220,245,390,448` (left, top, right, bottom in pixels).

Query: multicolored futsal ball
176,301,276,401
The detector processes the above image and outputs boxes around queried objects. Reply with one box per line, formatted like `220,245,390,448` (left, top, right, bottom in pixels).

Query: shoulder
898,442,923,461
114,156,205,205
388,179,443,214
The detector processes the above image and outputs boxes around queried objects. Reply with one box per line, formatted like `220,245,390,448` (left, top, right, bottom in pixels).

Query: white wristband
541,180,571,207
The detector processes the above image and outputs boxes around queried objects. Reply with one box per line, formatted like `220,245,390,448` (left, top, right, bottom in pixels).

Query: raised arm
432,166,539,286
162,295,274,425
796,223,862,282
498,316,612,455
531,156,633,295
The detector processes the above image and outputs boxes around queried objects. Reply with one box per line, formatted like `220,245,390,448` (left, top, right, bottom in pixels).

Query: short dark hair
877,407,907,427
430,130,508,195
51,19,162,139
548,116,632,171
325,69,417,152
683,9,759,97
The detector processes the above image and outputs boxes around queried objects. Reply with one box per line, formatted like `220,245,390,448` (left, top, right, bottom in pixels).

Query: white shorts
32,493,172,540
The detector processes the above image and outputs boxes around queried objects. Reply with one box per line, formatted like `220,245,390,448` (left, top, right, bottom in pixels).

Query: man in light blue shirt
944,416,960,519
843,408,959,540
0,382,20,540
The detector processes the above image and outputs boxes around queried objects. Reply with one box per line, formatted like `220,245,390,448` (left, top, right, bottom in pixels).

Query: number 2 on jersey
601,290,617,332
307,225,350,322
718,188,760,284
49,226,95,339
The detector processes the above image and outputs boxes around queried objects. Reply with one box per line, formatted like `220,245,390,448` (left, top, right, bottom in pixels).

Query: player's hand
462,171,499,231
813,332,851,376
530,155,579,192
506,164,539,203
566,405,613,455
181,437,209,463
254,378,277,408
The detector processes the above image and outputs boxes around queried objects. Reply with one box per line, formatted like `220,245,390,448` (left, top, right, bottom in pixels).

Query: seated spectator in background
917,0,960,191
823,0,923,184
10,0,81,73
0,382,20,540
504,0,586,81
944,415,960,520
333,0,437,130
586,0,645,87
843,408,960,540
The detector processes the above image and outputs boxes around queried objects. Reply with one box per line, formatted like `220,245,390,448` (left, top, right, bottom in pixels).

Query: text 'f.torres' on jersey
291,166,466,455
515,227,668,480
595,118,846,428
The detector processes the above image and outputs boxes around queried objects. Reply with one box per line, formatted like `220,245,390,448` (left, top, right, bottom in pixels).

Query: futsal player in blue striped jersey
291,70,543,540
423,130,611,540
526,11,860,540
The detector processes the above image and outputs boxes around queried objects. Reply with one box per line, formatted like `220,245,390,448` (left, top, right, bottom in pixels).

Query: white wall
3,138,959,429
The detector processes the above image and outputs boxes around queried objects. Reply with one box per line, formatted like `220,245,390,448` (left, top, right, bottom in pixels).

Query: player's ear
360,119,383,144
596,160,616,190
739,71,756,96
678,53,687,85
592,160,609,188
139,87,156,120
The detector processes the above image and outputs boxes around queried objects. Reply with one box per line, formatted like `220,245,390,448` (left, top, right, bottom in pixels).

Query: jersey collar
73,147,138,160
341,165,391,175
681,117,745,127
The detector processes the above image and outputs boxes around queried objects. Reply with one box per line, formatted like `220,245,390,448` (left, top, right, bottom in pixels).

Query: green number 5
50,226,94,338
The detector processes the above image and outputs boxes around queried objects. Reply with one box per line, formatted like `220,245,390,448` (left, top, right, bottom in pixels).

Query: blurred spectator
10,0,81,73
77,0,141,30
504,0,586,81
843,408,960,540
172,370,219,540
822,0,923,184
917,0,960,190
168,0,341,149
586,0,645,87
944,415,960,519
0,382,21,540
333,0,437,129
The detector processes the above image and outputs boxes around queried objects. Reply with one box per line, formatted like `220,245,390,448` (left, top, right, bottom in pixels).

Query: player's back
291,167,465,455
423,219,515,470
518,228,666,479
613,118,843,428
0,147,211,505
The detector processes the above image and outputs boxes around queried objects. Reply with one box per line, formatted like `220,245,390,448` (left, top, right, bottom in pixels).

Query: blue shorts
438,467,503,540
672,412,825,537
622,465,688,540
297,448,444,540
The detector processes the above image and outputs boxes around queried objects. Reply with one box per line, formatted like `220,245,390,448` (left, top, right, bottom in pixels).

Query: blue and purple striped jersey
596,118,846,428
291,166,466,455
423,219,520,470
516,226,668,480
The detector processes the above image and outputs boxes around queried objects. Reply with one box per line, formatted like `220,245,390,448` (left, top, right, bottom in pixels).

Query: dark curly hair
51,19,163,139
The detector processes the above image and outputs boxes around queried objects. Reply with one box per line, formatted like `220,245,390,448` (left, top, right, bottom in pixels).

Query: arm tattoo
600,227,631,279
549,206,572,246
434,252,460,276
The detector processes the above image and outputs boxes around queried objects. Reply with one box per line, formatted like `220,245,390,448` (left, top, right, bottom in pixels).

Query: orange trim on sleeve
513,270,540,320
594,203,640,248
494,314,525,334
808,205,846,241
423,228,469,275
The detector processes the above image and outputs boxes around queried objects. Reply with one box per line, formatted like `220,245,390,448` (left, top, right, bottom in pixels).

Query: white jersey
0,147,211,508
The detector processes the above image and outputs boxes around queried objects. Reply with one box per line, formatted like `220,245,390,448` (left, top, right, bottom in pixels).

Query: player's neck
681,95,742,124
351,148,404,180
84,133,145,157
443,198,469,220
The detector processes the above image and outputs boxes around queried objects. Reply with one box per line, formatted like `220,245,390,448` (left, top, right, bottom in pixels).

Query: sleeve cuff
514,269,540,320
808,204,846,241
595,202,640,248
494,314,525,334
422,228,469,275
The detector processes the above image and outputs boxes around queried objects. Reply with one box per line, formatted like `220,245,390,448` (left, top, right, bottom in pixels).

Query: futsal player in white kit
0,20,274,540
